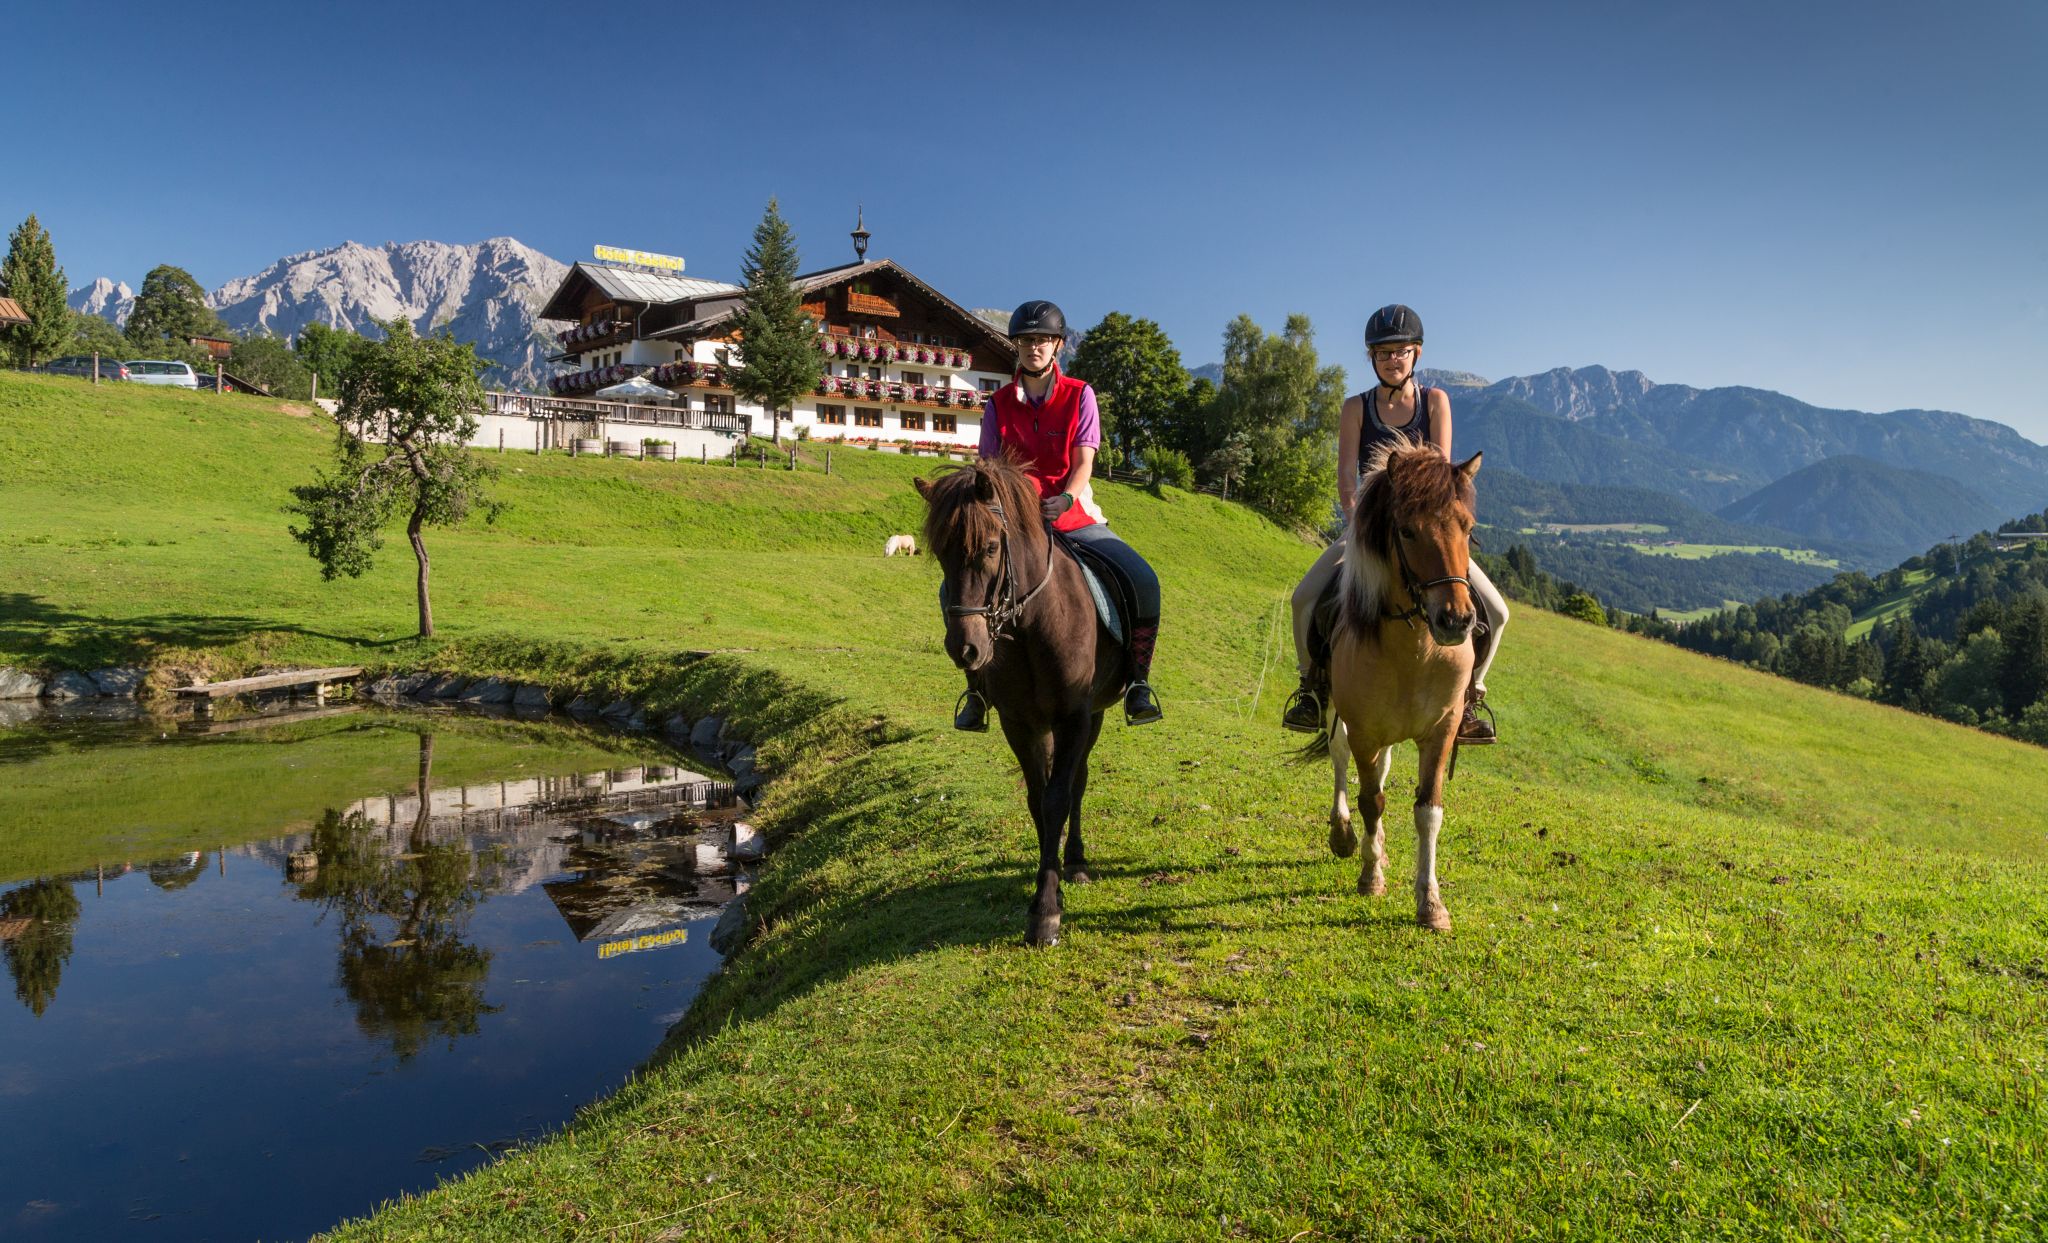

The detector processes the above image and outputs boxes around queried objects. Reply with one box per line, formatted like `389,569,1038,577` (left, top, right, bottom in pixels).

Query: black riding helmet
1009,300,1068,339
1364,304,1424,347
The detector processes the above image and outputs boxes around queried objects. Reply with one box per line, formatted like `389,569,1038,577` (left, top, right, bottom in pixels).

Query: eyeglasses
1371,347,1417,363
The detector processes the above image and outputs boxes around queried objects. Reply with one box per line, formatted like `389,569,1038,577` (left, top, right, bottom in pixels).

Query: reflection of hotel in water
251,762,747,955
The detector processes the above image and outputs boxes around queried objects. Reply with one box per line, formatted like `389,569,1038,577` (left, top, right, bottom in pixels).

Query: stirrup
953,688,990,733
1281,682,1325,734
1457,695,1497,746
1123,681,1162,726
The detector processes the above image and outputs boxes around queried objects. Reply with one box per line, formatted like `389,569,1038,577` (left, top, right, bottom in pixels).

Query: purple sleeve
1072,385,1101,450
978,397,1001,458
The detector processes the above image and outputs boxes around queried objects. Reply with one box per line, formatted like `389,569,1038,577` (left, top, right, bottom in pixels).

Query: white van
127,360,200,389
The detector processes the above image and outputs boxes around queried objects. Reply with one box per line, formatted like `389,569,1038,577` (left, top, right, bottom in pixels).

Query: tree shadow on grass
0,592,407,670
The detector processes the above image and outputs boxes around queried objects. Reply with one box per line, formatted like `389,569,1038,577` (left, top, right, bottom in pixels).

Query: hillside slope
1718,453,1997,553
3,372,2044,1241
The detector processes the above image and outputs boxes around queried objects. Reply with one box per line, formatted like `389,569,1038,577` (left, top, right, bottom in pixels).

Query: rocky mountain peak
1493,365,1657,421
67,276,136,327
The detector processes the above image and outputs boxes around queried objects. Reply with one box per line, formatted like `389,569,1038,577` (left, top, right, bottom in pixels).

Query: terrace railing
486,391,749,435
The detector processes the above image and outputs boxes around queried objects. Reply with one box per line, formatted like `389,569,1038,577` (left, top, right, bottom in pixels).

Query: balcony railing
487,391,749,434
819,337,972,368
818,377,981,409
554,319,632,354
550,360,731,395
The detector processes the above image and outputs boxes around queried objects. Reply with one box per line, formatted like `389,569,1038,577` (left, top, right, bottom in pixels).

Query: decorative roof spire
852,205,870,261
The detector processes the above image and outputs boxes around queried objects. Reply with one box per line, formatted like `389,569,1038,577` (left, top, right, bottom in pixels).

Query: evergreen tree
287,319,498,638
1996,598,2048,720
0,214,70,366
125,264,225,357
730,198,823,445
1069,312,1188,465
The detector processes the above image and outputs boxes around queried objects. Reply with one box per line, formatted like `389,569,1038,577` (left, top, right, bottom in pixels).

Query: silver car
127,360,200,388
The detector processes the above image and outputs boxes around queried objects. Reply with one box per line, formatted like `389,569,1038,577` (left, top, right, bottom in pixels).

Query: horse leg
1064,711,1104,884
1327,716,1356,858
1357,746,1391,897
1026,712,1093,947
1413,729,1455,931
999,714,1060,946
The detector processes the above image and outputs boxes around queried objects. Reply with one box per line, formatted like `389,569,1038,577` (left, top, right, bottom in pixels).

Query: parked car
126,360,200,388
42,355,130,381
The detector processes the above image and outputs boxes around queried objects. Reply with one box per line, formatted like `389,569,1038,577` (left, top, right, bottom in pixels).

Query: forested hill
1716,455,2001,556
1480,467,1861,552
1452,390,1760,508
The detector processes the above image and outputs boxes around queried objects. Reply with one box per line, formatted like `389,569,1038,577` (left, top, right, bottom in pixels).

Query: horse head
1344,442,1483,647
914,455,1046,672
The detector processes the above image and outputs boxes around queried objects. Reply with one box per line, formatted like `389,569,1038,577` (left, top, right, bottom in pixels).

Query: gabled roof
646,259,1014,357
538,262,743,321
0,297,27,326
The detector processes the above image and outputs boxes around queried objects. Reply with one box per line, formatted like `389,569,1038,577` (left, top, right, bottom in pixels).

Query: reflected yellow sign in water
597,927,689,959
593,244,685,272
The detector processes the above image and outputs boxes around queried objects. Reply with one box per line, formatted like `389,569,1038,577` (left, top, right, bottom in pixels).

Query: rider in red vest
954,300,1163,730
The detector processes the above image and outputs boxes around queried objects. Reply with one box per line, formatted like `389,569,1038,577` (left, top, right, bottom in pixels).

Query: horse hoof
1359,871,1386,897
1417,903,1452,932
1066,868,1092,885
1027,924,1061,948
1328,824,1357,858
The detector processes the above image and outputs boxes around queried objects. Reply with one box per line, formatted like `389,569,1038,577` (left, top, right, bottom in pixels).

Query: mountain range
70,238,567,391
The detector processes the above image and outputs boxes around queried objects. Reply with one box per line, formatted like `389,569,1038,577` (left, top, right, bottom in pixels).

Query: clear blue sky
8,1,2045,438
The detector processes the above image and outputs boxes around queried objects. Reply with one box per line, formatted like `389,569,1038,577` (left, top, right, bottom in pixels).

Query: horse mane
1337,440,1475,640
920,452,1044,558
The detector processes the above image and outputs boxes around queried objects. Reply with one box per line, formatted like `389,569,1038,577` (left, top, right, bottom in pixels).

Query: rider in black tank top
1356,385,1439,479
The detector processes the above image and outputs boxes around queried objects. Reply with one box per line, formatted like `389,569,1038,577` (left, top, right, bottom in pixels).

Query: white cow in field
884,534,919,557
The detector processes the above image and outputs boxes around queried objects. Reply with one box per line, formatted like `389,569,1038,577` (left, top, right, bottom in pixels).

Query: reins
943,496,1057,641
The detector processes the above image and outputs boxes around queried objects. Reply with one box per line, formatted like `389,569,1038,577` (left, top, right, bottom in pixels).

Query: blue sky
8,1,2045,438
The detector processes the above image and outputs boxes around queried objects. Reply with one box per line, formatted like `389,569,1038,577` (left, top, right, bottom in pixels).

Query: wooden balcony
818,337,972,368
487,391,749,435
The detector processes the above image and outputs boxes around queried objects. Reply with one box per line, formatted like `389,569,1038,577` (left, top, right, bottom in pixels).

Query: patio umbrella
594,374,676,403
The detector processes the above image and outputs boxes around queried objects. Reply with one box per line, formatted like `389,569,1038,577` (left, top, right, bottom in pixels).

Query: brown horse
1323,441,1484,931
916,457,1125,947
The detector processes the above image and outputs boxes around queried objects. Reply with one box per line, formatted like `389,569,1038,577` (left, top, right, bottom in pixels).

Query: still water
0,703,745,1241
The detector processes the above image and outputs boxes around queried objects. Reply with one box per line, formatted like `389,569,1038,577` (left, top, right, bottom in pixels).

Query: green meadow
1630,542,1840,567
3,372,2044,1241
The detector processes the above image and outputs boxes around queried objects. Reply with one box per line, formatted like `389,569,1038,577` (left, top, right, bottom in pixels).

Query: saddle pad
1060,539,1127,648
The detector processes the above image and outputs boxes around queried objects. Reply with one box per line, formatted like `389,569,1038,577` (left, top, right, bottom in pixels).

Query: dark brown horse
916,457,1125,946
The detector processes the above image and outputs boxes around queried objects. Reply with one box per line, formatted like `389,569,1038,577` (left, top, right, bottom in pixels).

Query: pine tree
0,214,71,367
730,199,823,445
1996,598,2048,720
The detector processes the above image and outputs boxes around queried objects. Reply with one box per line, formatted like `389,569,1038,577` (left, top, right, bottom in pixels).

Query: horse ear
973,468,995,501
1455,451,1482,481
913,476,933,500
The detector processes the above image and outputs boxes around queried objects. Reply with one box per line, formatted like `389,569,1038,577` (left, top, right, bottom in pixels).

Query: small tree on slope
730,198,823,446
287,319,498,638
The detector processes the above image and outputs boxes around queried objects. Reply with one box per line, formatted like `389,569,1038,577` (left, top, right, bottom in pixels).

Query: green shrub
1147,446,1194,490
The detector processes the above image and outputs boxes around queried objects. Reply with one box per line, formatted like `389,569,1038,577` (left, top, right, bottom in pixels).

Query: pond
0,702,746,1241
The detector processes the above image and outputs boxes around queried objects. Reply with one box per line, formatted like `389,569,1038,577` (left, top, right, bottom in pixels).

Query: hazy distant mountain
1418,368,1490,389
1477,365,2048,519
67,277,134,327
1451,390,1764,508
206,237,569,391
1717,455,1999,553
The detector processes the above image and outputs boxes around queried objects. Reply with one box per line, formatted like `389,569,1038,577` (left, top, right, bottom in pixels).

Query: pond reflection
0,707,744,1242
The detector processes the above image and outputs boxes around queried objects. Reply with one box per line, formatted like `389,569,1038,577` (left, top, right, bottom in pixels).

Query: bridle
1386,525,1473,630
943,496,1056,642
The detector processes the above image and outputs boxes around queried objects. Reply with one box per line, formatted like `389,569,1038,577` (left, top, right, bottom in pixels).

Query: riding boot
1281,669,1326,734
1457,688,1498,745
953,680,990,732
1123,621,1163,725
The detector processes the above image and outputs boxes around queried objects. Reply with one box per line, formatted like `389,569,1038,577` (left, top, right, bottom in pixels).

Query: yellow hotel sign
597,927,689,959
594,244,685,272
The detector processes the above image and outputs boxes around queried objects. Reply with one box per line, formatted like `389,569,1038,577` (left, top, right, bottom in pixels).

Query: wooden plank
174,666,363,698
178,705,364,736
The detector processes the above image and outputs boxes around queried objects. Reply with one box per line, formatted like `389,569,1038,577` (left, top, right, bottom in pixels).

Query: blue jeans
1064,523,1161,622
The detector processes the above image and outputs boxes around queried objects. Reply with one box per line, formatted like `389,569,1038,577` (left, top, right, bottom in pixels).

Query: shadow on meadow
0,592,407,669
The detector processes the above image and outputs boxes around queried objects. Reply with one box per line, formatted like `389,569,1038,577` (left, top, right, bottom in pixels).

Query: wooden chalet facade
535,256,1015,449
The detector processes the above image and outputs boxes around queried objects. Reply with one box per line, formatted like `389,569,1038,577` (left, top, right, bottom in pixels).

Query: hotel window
815,404,846,425
933,414,957,434
899,411,925,431
674,348,686,361
705,395,734,414
980,378,1001,394
868,366,882,381
902,370,924,386
854,408,882,428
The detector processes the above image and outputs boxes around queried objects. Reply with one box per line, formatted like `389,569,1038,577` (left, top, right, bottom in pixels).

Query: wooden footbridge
175,667,362,711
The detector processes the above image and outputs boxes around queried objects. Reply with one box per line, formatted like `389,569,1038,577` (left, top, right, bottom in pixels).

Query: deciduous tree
1208,314,1345,532
730,198,823,445
124,264,225,360
287,319,497,638
1069,312,1188,466
228,333,313,399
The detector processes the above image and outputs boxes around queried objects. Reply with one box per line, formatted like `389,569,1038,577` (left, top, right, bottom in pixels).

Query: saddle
1055,532,1134,659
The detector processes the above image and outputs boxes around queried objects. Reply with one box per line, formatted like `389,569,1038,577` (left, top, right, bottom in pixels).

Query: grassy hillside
4,372,2045,1241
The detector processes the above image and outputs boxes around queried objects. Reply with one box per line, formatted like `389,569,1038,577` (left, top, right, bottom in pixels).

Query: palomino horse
916,457,1126,947
1324,441,1484,931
